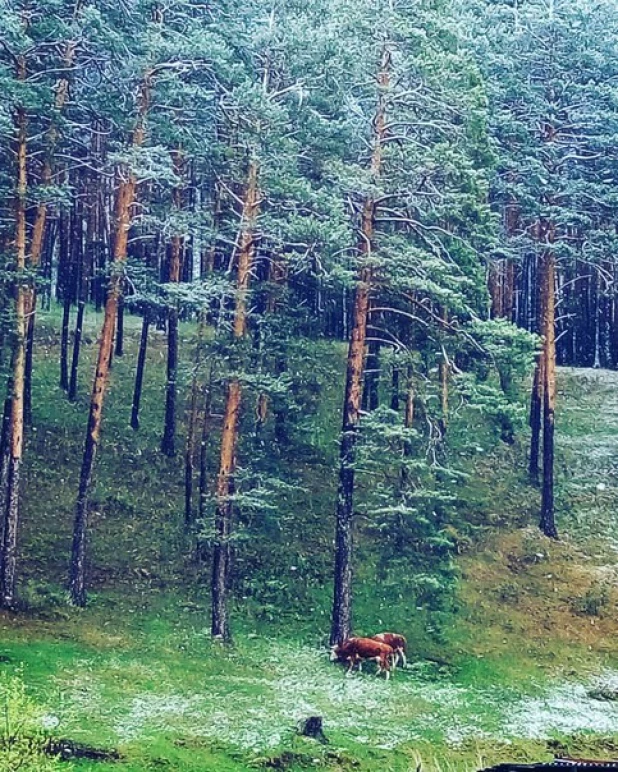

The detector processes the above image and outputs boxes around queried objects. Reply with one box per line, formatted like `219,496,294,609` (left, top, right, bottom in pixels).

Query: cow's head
329,645,340,661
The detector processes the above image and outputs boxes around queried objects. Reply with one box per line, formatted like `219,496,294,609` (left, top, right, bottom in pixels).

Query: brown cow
330,637,394,679
372,633,407,668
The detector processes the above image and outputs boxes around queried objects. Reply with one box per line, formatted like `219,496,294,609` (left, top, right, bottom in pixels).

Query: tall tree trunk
184,315,205,526
488,261,503,318
540,251,558,539
361,340,380,411
331,266,371,646
0,393,13,563
130,311,150,430
115,293,124,357
25,39,76,421
68,301,85,402
68,185,91,404
211,160,259,640
68,74,150,606
59,237,72,392
23,307,35,426
198,366,213,524
161,306,178,456
529,253,547,485
161,152,184,457
330,48,389,647
1,58,27,608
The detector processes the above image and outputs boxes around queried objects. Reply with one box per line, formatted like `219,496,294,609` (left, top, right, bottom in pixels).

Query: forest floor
2,310,618,771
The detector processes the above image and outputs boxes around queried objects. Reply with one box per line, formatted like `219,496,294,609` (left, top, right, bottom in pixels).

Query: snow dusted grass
17,632,616,759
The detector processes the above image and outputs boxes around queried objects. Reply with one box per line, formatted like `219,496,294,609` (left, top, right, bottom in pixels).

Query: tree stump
297,716,328,744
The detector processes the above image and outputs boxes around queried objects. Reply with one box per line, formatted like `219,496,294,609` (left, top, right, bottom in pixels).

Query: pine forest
1,0,618,769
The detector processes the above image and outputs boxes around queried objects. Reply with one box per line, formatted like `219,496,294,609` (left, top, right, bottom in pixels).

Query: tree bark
0,394,13,564
115,294,124,357
161,152,184,457
330,269,371,646
130,311,150,430
26,38,77,419
184,315,205,526
60,275,72,391
211,379,240,640
68,74,150,606
540,250,558,539
68,301,85,402
361,340,380,412
1,57,28,608
488,261,503,318
161,306,179,456
211,160,259,640
330,47,389,647
529,253,547,485
198,367,213,524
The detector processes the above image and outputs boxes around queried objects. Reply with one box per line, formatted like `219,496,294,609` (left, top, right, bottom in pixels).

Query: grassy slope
2,309,618,771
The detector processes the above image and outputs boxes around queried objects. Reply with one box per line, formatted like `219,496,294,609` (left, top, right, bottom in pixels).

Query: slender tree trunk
330,48,390,647
198,367,213,524
529,253,547,485
161,152,184,457
211,160,259,640
211,380,240,640
131,311,150,430
25,39,76,421
68,192,90,404
60,281,71,391
115,293,124,357
331,268,371,646
504,259,515,321
161,306,178,456
540,251,558,539
488,261,503,318
68,301,85,402
0,394,13,563
23,311,35,426
69,74,150,606
185,316,205,526
254,393,268,442
361,340,380,412
1,60,27,608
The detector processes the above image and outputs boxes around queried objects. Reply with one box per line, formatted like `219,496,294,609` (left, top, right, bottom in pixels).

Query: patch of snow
504,679,618,738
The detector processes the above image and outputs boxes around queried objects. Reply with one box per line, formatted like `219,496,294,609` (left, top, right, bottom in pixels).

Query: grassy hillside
2,308,618,771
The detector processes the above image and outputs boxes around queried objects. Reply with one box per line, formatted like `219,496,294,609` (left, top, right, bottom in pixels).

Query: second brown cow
372,632,407,668
330,637,394,679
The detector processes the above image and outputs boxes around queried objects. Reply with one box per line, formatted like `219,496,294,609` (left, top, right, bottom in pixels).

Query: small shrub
571,584,610,617
496,582,520,603
20,581,67,612
0,673,68,772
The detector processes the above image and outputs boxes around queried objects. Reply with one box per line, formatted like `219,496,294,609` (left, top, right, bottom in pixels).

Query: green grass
3,306,618,770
